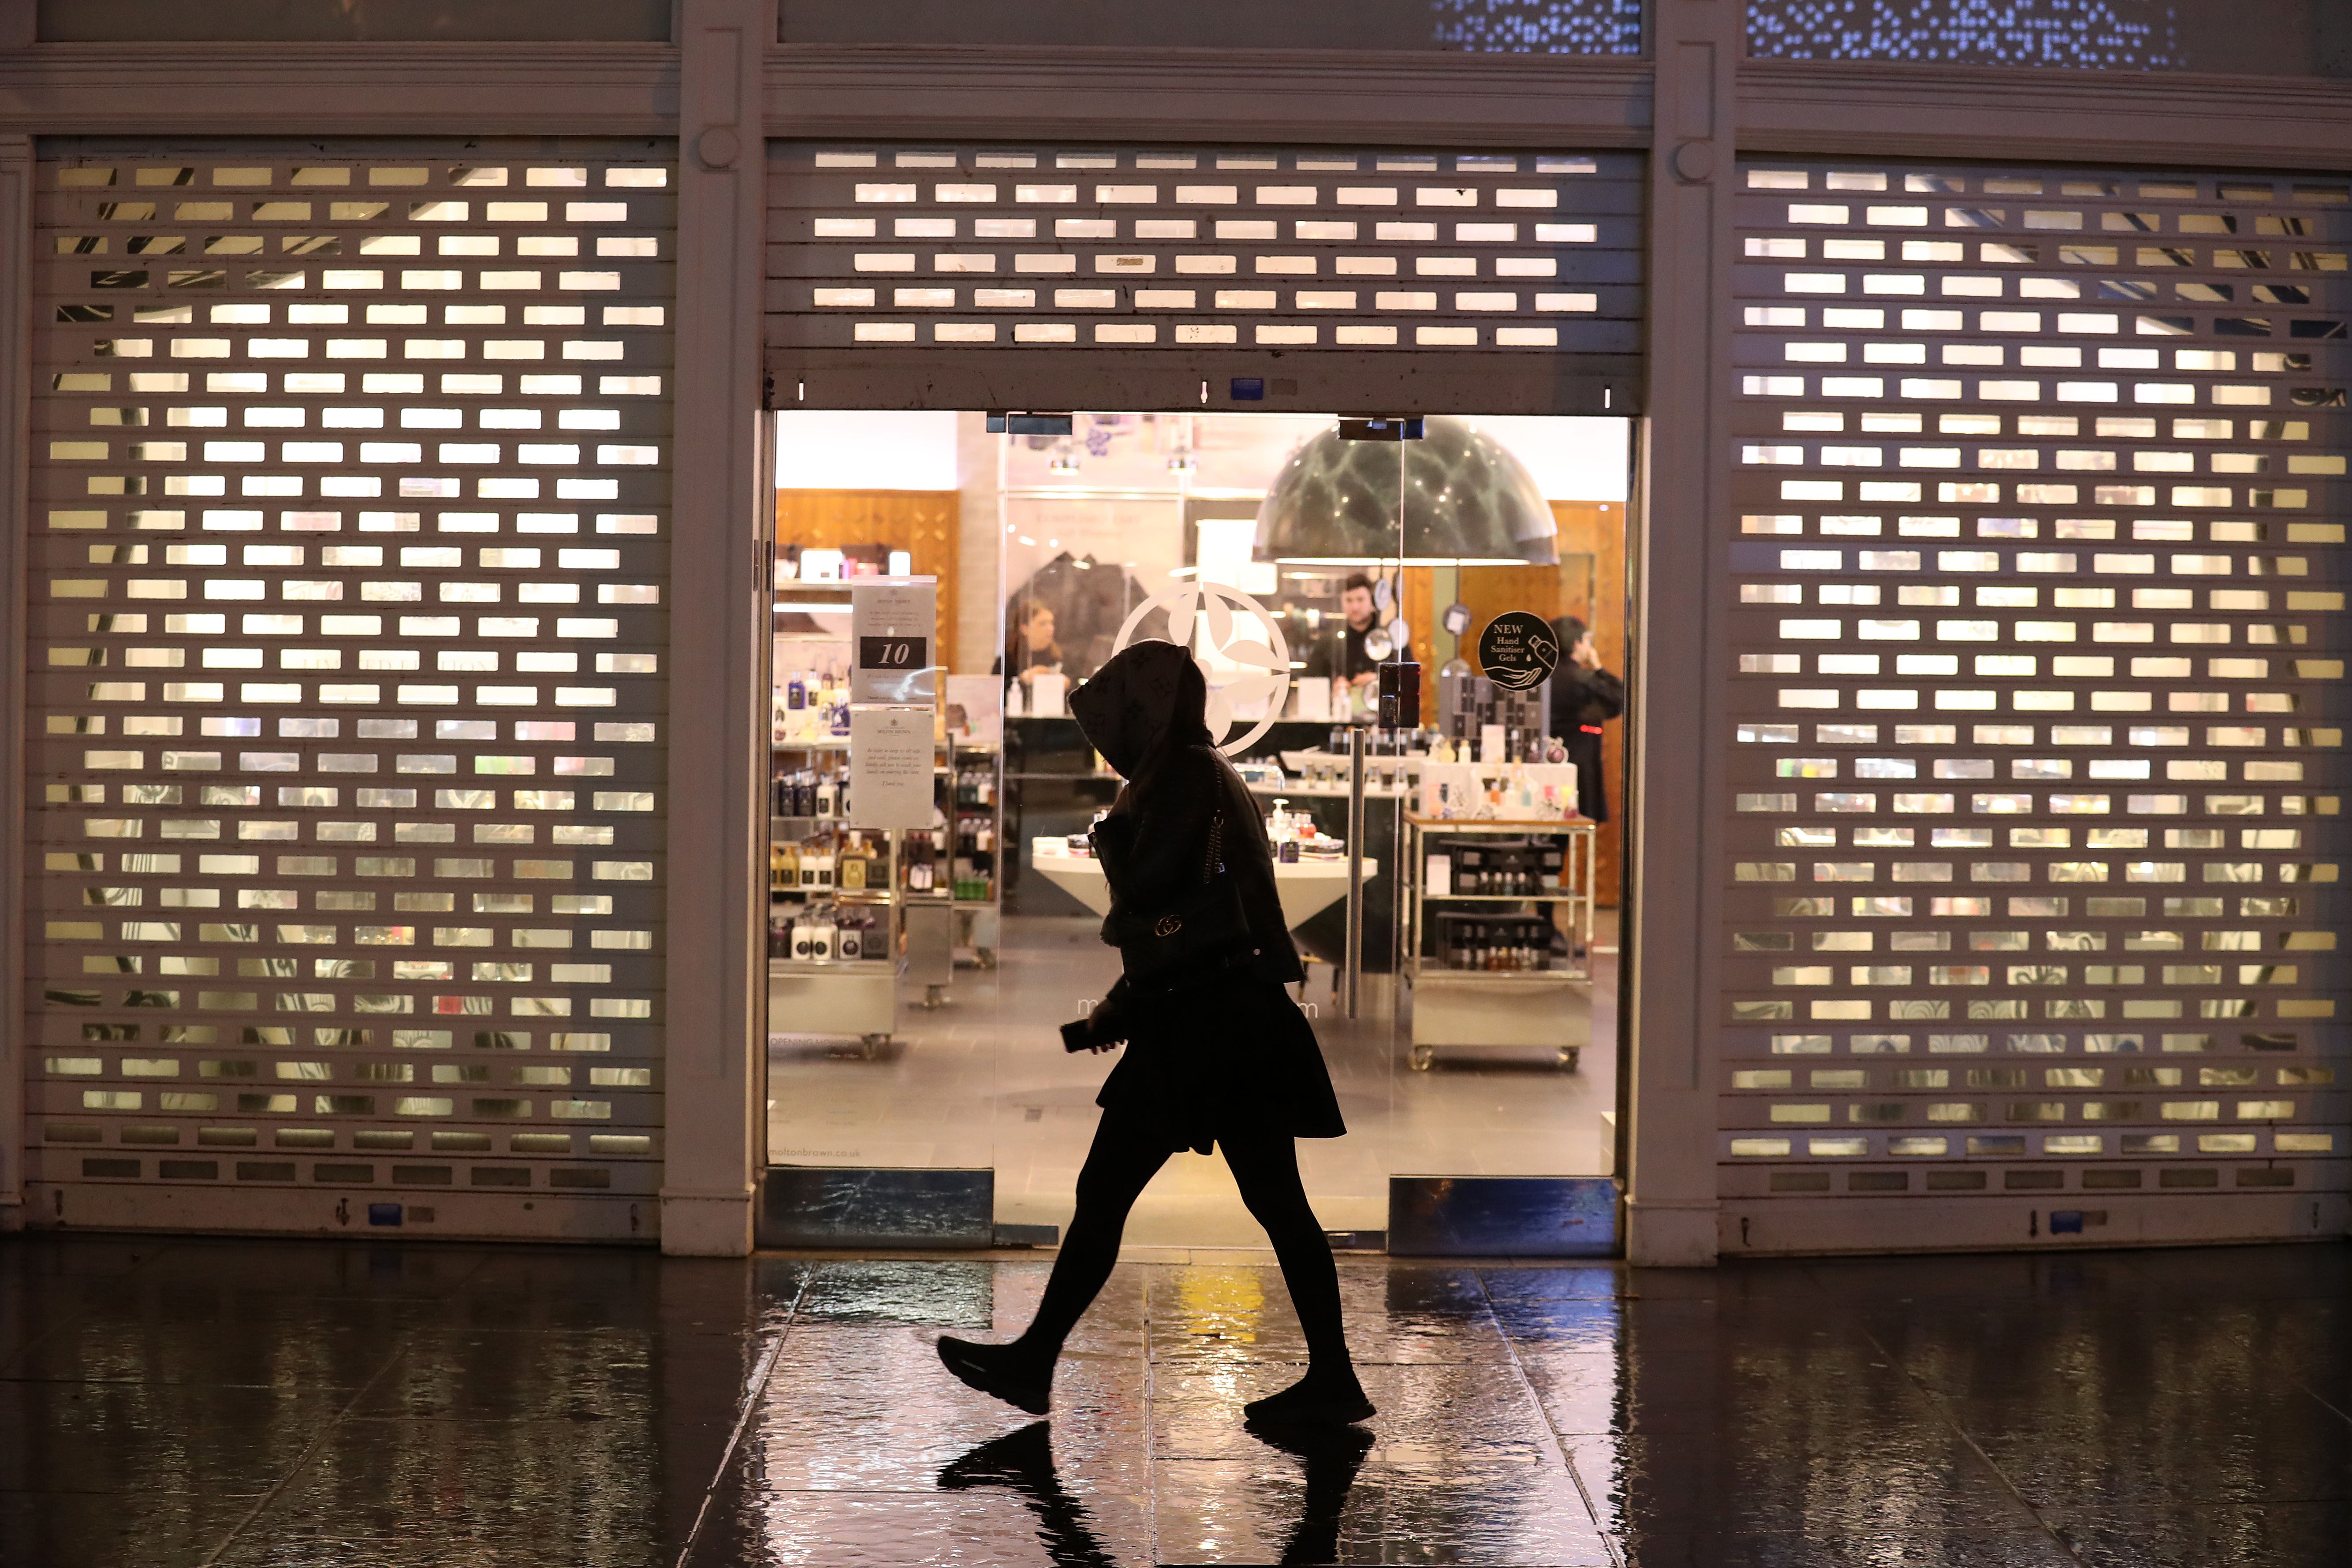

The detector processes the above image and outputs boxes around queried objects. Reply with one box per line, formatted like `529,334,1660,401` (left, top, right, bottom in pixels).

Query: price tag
849,577,937,704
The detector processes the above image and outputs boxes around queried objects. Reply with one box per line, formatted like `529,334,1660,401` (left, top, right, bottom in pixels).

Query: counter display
1028,836,1375,929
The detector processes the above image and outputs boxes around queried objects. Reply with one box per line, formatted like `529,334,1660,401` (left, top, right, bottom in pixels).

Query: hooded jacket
1070,641,1305,999
1065,639,1341,1152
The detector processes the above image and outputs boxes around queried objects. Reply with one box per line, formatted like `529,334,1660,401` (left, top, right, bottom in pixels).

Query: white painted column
661,0,775,1256
0,133,30,1229
1625,0,1739,1266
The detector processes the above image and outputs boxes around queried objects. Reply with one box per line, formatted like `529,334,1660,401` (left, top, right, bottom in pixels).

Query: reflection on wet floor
3,1234,2349,1565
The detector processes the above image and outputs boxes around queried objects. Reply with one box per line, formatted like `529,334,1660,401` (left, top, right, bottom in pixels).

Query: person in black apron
937,640,1372,1429
1548,615,1625,823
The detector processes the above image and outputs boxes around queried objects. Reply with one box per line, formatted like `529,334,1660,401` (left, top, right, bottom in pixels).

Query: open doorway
763,410,1633,1248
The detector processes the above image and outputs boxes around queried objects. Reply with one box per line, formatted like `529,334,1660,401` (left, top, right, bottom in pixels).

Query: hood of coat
1069,639,1212,779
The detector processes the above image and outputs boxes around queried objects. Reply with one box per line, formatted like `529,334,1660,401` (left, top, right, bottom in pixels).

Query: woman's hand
1086,996,1126,1051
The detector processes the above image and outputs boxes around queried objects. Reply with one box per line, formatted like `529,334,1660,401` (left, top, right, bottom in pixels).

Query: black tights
1013,1106,1352,1375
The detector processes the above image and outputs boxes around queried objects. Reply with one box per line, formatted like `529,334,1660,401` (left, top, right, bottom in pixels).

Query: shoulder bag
1104,810,1254,987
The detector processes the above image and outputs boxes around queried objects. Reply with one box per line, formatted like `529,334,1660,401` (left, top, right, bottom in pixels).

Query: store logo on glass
1113,584,1292,757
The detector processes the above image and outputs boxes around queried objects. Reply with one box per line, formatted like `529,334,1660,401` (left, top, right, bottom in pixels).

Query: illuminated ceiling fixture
1252,415,1558,566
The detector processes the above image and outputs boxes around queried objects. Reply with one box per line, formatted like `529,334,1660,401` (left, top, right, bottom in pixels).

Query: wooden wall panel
773,490,961,673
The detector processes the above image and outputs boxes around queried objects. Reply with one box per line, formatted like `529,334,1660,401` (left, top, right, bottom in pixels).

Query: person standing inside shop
1548,615,1624,822
1009,600,1065,691
937,639,1372,1429
1301,573,1381,714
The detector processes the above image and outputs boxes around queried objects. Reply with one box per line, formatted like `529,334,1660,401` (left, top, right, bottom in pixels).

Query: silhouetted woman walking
939,639,1373,1427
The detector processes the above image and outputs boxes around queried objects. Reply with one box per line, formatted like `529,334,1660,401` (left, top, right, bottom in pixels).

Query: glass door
761,413,1004,1245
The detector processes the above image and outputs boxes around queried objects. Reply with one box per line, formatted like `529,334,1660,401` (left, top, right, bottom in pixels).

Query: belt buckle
1154,914,1183,938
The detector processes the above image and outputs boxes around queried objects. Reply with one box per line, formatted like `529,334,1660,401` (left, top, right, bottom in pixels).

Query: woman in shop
1009,599,1065,689
1547,615,1624,823
937,638,1372,1428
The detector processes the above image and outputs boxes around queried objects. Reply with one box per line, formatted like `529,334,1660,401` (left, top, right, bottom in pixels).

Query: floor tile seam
671,1270,809,1568
1845,1313,2094,1568
192,1333,416,1568
1470,1266,1623,1568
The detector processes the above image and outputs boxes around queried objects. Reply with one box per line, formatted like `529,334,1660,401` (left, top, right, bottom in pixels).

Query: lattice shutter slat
768,143,1643,414
27,142,674,1234
1721,160,2348,1233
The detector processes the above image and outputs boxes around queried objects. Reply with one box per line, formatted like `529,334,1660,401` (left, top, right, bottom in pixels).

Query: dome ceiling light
1252,416,1559,567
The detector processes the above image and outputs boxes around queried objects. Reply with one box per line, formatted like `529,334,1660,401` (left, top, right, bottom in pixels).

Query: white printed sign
848,705,936,831
849,576,938,705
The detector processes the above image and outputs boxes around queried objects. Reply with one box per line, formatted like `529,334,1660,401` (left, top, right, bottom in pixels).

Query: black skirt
1095,969,1347,1155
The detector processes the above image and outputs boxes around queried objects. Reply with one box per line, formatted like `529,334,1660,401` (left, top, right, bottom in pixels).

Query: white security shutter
1722,160,2348,1251
27,142,673,1238
767,143,1642,414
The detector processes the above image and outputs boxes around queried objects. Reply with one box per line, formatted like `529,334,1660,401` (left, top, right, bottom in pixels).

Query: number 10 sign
849,577,937,705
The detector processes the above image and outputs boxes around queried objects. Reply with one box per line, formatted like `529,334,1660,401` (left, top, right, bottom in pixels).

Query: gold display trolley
1400,815,1599,1073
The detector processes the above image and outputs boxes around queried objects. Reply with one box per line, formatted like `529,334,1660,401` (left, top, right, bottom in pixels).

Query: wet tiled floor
3,1234,2348,1565
768,913,1619,1245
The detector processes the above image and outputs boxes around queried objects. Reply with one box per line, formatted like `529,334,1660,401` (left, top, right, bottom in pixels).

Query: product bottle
841,848,867,892
816,772,836,818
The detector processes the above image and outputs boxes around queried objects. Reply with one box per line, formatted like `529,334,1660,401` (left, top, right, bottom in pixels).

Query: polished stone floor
4,1233,2349,1565
768,913,1619,1244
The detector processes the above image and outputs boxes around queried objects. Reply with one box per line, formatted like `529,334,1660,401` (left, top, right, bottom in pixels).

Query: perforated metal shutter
27,141,674,1238
1722,160,2348,1248
767,143,1641,414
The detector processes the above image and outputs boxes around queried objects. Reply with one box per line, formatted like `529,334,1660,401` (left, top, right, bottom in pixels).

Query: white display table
1028,838,1374,928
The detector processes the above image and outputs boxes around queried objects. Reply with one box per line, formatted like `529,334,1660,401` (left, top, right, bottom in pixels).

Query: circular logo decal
1476,610,1560,693
1113,583,1293,756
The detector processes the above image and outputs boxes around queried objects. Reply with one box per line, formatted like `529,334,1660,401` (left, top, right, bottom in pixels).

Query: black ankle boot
1243,1368,1375,1428
937,1335,1054,1416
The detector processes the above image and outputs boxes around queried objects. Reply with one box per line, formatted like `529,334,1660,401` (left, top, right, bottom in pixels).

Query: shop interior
765,409,1632,1244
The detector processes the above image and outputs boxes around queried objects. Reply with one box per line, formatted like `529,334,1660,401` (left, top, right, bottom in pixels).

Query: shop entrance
761,410,1633,1248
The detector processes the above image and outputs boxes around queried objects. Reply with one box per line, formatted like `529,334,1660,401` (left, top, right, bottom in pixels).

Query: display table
1027,838,1374,928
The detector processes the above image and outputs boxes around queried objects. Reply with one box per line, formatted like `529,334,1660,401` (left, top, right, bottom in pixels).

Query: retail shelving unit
768,736,901,1054
1400,816,1599,1073
945,737,1003,971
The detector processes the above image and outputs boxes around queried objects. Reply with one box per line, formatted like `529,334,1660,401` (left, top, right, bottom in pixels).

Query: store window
767,408,1633,1247
1747,0,2351,77
780,0,1644,53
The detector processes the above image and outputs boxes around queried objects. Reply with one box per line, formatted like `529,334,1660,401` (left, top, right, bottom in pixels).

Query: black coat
1070,642,1344,1154
1548,664,1625,823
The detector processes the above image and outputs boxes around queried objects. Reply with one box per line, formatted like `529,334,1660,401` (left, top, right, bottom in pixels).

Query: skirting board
1388,1175,1621,1258
759,1165,994,1249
